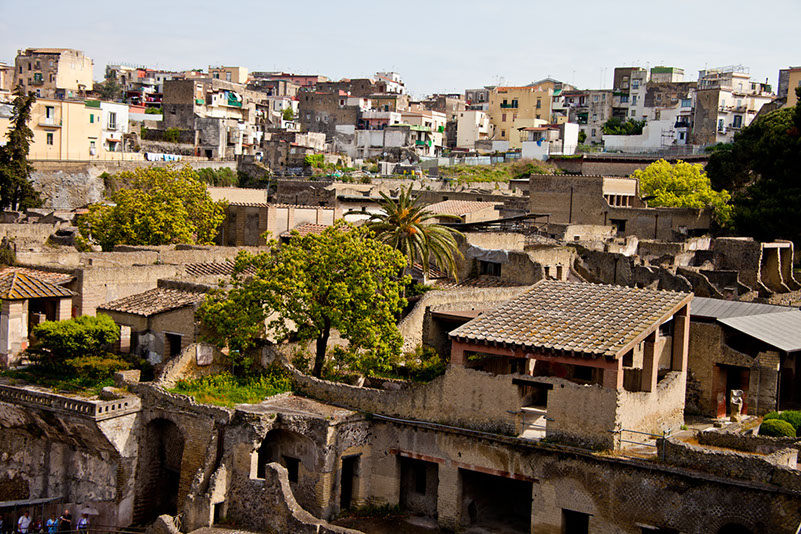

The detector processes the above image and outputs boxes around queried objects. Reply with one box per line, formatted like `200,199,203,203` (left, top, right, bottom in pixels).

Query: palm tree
368,185,463,283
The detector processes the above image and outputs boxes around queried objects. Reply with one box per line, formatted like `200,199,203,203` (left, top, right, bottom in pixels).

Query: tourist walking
58,510,72,534
17,511,31,534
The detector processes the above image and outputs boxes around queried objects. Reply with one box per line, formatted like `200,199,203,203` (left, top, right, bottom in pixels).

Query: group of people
0,509,90,534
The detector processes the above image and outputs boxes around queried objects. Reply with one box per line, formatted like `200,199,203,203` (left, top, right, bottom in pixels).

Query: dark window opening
610,219,627,233
573,365,593,382
283,455,300,483
562,509,590,534
479,260,502,277
414,463,427,494
166,333,182,359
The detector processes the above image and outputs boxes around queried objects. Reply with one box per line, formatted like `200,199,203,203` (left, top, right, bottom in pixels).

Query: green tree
367,185,463,282
0,85,42,211
577,130,587,144
197,222,409,377
95,77,122,101
602,117,647,135
26,314,120,370
706,87,801,243
633,159,732,227
78,165,227,250
282,107,295,121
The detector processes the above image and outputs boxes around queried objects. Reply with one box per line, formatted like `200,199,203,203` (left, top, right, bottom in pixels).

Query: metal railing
610,427,671,459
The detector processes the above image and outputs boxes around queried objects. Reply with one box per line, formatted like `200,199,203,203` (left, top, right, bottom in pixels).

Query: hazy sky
1,0,798,97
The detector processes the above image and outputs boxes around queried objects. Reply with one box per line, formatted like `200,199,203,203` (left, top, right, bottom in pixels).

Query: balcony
499,103,518,109
38,119,61,127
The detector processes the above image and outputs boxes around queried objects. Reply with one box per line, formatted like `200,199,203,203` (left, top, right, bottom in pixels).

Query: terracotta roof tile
0,267,73,285
98,288,206,317
0,272,75,300
280,223,330,238
426,200,500,216
437,275,524,289
450,280,692,358
184,261,257,277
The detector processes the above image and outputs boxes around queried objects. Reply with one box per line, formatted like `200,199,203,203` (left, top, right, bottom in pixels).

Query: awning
0,497,61,508
719,311,801,353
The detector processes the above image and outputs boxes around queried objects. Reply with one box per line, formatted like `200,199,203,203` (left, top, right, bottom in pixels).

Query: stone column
671,304,690,373
436,463,461,531
641,330,659,392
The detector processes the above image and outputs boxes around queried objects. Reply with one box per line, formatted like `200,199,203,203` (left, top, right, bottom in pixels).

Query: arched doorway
134,418,185,523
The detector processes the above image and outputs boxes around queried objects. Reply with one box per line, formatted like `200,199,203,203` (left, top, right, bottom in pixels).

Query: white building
456,110,493,149
99,101,129,153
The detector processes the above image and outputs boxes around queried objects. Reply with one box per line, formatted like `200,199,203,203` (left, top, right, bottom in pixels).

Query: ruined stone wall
156,344,228,389
541,378,618,449
291,365,521,435
617,371,685,437
697,430,801,455
78,264,184,316
366,419,801,533
398,286,529,352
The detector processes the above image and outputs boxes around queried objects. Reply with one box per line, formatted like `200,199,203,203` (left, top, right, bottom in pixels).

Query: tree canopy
706,87,801,243
27,314,120,370
634,159,732,227
78,165,227,250
368,185,463,282
0,85,42,211
602,117,647,136
197,222,409,377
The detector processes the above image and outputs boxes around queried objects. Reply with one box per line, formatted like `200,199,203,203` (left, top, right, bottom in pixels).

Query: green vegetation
759,418,796,438
633,159,733,227
282,107,295,121
602,117,647,136
0,85,42,211
169,367,293,407
78,165,227,250
706,87,801,244
2,315,133,395
163,127,181,143
368,185,463,282
144,107,163,115
197,223,409,378
577,130,587,144
95,74,123,101
762,410,801,436
196,167,239,187
439,159,556,184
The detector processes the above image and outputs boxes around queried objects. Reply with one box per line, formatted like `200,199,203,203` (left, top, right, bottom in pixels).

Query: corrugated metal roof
691,297,793,320
0,272,75,300
719,311,801,353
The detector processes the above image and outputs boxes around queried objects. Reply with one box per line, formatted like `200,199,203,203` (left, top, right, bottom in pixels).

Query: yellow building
487,86,553,149
19,98,102,160
209,66,249,85
779,67,801,108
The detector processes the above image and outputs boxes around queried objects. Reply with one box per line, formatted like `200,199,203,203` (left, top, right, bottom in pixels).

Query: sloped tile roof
450,280,692,358
98,288,206,317
436,275,524,289
0,272,75,300
426,200,500,216
280,223,329,238
411,263,449,280
0,266,73,285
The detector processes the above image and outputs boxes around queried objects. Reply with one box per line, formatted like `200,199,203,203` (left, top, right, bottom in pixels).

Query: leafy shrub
779,411,801,432
759,419,796,438
164,127,181,143
64,355,131,380
196,167,238,187
27,315,120,369
144,107,162,115
763,411,780,421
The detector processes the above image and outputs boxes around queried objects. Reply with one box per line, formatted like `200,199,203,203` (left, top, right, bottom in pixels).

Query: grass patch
1,355,133,396
169,367,294,406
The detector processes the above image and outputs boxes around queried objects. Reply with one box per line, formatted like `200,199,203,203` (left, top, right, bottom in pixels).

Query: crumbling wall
617,371,685,437
659,436,801,489
542,378,618,449
697,430,801,455
291,365,520,435
156,344,228,389
225,467,360,534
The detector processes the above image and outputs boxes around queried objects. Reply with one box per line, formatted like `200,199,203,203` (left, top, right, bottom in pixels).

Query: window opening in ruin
119,325,132,353
573,365,593,382
659,319,674,338
414,463,427,494
610,219,627,233
461,469,532,530
340,455,360,510
622,350,634,368
166,332,183,359
479,260,502,277
562,509,590,534
283,455,300,483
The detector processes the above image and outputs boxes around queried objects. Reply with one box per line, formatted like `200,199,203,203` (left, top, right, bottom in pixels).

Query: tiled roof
427,200,500,216
450,280,692,358
437,275,524,289
98,288,206,317
280,223,329,238
411,263,449,280
0,266,73,285
185,261,242,277
0,272,75,300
